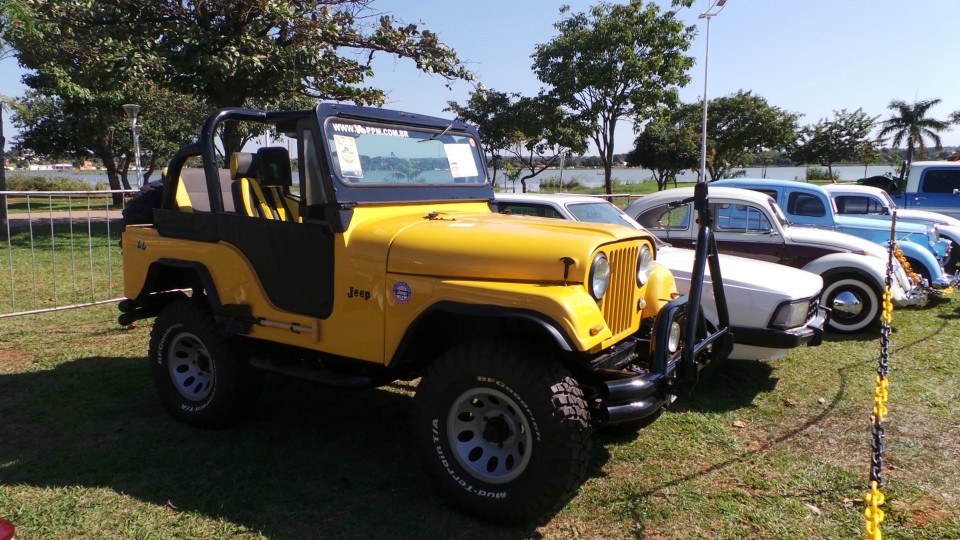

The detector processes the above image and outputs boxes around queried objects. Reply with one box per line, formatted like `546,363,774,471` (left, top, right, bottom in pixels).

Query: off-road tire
149,298,260,427
822,275,880,333
414,340,592,525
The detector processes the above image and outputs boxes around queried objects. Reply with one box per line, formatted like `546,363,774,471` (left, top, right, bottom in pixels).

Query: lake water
496,164,898,191
9,164,897,191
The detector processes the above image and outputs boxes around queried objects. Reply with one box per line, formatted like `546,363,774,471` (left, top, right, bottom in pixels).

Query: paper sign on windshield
334,135,363,178
444,143,478,178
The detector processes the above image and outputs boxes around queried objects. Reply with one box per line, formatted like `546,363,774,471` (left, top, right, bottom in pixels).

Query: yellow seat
229,149,298,221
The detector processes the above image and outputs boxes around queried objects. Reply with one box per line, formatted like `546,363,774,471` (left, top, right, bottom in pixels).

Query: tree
446,89,515,188
2,1,474,159
626,115,698,190
532,1,694,194
856,140,885,177
448,91,587,192
0,92,24,236
877,98,951,166
0,1,29,235
679,91,800,181
502,95,588,193
791,108,877,182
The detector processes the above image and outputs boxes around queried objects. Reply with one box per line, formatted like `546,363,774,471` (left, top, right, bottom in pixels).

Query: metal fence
0,189,642,319
1,189,138,318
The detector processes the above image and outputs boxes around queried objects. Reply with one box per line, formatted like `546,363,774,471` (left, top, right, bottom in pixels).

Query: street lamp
123,103,143,188
697,0,727,184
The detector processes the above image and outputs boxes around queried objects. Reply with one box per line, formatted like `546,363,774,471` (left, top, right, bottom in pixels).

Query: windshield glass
767,199,789,226
567,202,639,227
879,190,897,209
324,119,487,185
567,201,668,247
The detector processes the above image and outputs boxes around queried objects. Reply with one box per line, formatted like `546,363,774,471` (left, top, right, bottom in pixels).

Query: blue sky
2,0,959,155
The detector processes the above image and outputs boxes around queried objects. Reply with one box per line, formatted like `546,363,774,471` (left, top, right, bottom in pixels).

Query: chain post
865,211,895,539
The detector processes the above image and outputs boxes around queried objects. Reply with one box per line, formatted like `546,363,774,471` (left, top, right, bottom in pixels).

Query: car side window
498,203,563,219
635,204,689,230
835,195,883,214
714,203,772,232
787,192,826,217
920,169,960,194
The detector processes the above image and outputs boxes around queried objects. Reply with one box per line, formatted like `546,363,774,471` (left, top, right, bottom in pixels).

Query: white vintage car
624,186,927,333
494,193,827,360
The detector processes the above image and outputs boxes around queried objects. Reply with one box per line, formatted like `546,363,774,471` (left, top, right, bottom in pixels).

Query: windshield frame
314,103,493,205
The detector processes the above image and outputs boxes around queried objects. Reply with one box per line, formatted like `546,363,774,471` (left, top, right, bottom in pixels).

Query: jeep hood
384,212,646,282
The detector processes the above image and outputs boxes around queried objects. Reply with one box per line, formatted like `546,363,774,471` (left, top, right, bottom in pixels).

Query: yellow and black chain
865,213,895,539
893,243,955,296
892,244,922,285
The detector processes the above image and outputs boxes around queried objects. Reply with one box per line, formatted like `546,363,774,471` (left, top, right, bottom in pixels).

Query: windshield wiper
420,123,453,142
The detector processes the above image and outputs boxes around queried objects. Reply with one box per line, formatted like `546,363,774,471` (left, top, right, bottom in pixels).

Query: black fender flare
134,258,222,311
390,301,576,366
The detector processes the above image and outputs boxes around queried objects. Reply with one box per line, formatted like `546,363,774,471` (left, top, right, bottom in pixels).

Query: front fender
802,253,885,291
896,241,947,283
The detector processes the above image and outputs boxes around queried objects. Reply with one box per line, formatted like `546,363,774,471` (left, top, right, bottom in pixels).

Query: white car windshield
567,202,639,227
566,201,669,247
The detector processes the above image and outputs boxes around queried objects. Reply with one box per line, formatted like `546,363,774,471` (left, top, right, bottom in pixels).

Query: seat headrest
257,147,292,188
230,152,258,180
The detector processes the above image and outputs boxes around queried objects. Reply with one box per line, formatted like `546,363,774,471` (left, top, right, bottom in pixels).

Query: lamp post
123,103,143,188
697,0,727,184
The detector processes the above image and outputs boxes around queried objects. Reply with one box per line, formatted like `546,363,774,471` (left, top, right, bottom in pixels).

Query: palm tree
877,98,951,166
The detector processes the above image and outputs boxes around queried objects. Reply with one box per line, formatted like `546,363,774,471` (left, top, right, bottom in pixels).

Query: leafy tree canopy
680,90,800,181
532,0,694,194
1,0,474,157
626,113,698,191
790,108,877,181
448,89,588,192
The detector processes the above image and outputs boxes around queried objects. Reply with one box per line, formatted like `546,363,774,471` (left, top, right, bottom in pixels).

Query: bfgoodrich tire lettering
149,298,260,427
414,340,591,524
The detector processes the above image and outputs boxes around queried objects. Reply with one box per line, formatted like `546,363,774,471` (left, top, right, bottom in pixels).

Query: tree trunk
906,135,914,169
95,147,124,206
0,107,7,238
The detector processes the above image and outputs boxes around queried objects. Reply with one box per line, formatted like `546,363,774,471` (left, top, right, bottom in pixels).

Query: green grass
1,237,959,538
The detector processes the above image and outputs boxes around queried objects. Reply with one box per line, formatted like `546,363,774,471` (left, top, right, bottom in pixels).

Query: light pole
123,103,143,188
697,0,727,184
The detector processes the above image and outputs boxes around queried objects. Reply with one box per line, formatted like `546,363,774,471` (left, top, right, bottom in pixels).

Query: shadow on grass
0,357,555,539
672,359,779,414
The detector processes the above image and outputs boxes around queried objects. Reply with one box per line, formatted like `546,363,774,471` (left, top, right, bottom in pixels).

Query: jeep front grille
602,245,639,337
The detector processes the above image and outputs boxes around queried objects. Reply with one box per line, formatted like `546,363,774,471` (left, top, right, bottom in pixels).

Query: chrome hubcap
832,291,863,318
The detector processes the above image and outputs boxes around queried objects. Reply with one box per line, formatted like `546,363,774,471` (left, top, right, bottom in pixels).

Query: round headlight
667,321,682,353
589,252,610,300
636,244,654,287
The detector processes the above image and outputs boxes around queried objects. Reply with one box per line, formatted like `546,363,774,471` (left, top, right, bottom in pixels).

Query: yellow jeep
119,104,730,524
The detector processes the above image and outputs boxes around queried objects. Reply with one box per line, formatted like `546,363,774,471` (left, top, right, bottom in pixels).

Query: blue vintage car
713,178,956,288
